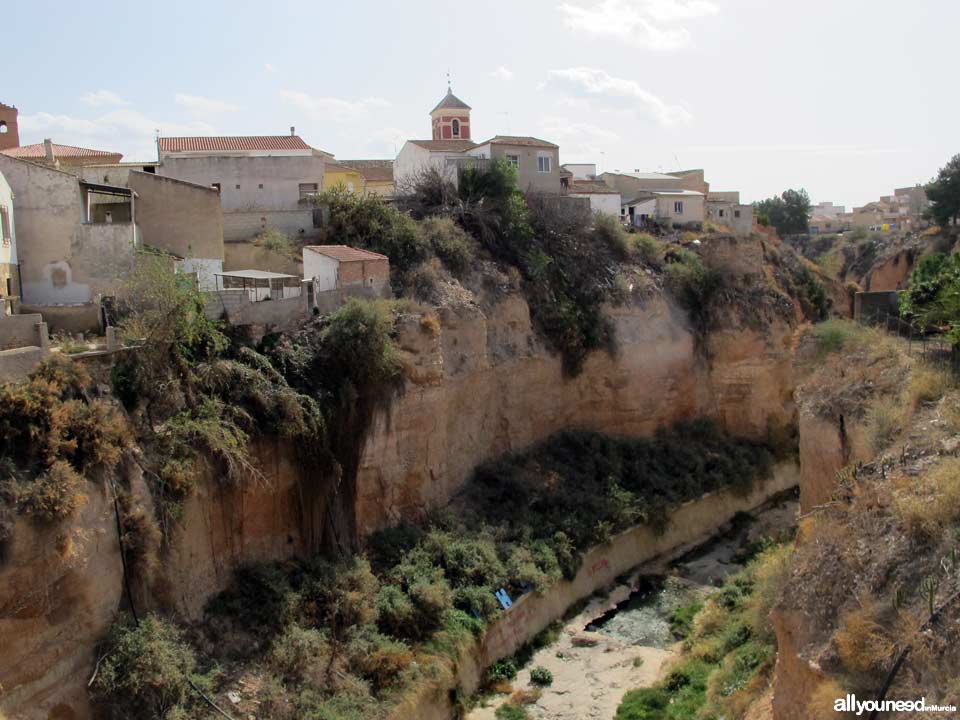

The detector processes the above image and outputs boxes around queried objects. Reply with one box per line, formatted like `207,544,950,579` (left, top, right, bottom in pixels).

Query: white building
567,180,621,216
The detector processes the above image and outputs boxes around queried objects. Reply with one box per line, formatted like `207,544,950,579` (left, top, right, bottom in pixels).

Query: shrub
347,629,414,693
254,228,293,254
529,666,553,687
791,265,830,320
269,625,329,684
629,233,662,267
744,543,795,642
420,216,478,276
90,615,203,720
13,460,86,523
495,704,529,720
376,585,416,638
301,556,380,639
669,601,703,639
893,457,960,543
835,600,894,674
810,319,861,357
593,213,630,260
489,657,519,683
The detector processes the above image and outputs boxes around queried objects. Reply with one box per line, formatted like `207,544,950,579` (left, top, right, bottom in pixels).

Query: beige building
340,160,395,197
0,169,19,314
157,133,328,243
394,89,561,195
467,136,561,194
0,153,139,331
622,190,706,228
705,191,753,234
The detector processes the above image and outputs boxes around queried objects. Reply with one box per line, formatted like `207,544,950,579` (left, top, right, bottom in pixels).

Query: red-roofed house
2,139,122,167
157,129,329,244
303,245,389,295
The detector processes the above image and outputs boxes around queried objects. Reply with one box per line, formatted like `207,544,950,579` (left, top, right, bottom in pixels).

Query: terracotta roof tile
408,139,477,152
475,135,558,149
304,245,389,263
159,135,313,153
2,142,121,159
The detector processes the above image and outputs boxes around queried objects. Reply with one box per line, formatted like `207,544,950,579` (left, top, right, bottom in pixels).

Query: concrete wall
222,209,319,244
157,154,325,212
303,250,339,291
656,194,705,226
0,155,136,314
392,461,800,720
0,346,47,384
569,192,621,216
854,291,900,322
203,288,307,329
0,313,47,350
127,171,223,263
395,143,460,191
0,169,19,311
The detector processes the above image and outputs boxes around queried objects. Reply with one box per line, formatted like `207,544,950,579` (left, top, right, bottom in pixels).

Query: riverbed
466,493,797,720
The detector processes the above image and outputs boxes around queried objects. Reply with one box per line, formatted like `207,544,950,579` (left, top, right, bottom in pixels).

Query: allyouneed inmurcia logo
835,694,958,715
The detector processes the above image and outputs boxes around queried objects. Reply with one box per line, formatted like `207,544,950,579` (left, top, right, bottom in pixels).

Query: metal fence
859,307,960,373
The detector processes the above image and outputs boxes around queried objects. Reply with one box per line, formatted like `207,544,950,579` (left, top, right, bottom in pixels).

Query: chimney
290,126,295,136
43,138,56,165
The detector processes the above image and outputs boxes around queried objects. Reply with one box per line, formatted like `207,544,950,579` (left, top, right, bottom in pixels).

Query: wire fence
859,308,960,374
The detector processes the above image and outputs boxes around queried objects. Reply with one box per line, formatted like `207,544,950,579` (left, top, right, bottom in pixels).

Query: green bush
254,227,293,254
496,705,529,720
791,265,830,320
90,615,206,720
489,657,519,682
629,233,662,267
530,666,553,686
13,460,86,523
669,600,703,639
420,216,478,276
269,625,329,683
810,319,861,357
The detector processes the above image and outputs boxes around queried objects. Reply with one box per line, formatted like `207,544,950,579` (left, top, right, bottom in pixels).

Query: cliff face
356,289,799,535
0,236,808,720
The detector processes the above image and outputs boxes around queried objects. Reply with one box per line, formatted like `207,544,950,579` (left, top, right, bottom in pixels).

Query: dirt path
467,583,674,720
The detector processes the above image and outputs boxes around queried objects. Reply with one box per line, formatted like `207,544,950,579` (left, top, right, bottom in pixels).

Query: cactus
920,576,940,617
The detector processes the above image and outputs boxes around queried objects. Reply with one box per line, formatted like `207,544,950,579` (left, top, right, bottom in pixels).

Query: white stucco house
567,180,621,216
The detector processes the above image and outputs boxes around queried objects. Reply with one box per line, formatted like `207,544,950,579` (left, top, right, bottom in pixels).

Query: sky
4,0,957,208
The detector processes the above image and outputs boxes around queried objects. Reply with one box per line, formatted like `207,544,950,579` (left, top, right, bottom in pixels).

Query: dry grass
892,457,960,544
510,688,542,705
745,544,795,642
906,365,954,409
806,679,848,719
835,598,895,674
864,396,906,452
940,391,960,432
419,313,441,337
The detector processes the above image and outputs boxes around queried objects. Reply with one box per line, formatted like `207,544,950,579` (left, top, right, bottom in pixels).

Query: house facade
303,245,389,295
567,180,621,216
395,89,561,194
341,160,394,197
705,191,753,234
0,154,139,331
0,170,19,314
622,190,705,228
324,162,365,194
467,136,561,194
157,133,327,243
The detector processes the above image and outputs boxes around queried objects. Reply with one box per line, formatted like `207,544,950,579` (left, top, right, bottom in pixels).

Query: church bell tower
430,84,471,141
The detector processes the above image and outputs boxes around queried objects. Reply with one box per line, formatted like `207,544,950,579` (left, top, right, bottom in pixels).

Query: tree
754,188,812,236
926,154,960,227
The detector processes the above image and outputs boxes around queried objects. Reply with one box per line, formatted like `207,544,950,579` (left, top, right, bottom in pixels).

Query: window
211,182,221,192
0,206,10,242
734,210,741,218
258,183,264,189
538,155,551,173
718,209,725,217
506,154,519,169
452,119,460,137
299,182,319,201
674,201,684,214
0,122,7,134
235,184,241,190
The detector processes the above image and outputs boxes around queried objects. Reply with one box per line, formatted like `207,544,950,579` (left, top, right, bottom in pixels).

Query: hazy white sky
5,0,957,207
